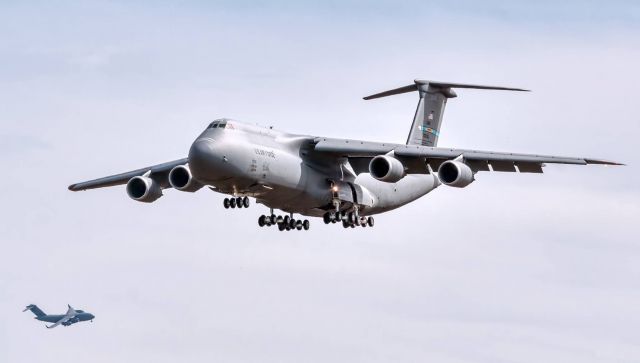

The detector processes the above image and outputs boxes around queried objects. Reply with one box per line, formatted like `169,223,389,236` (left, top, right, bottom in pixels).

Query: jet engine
437,160,474,188
168,164,203,192
369,155,405,183
126,176,163,202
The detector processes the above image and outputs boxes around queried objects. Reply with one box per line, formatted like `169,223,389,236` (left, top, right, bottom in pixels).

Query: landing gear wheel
258,215,266,227
229,198,237,208
242,196,250,208
348,212,357,224
296,220,303,230
283,215,291,226
323,213,331,224
270,214,277,224
236,197,243,208
303,220,310,230
289,218,296,229
278,223,286,231
342,220,349,228
223,198,230,209
367,216,375,227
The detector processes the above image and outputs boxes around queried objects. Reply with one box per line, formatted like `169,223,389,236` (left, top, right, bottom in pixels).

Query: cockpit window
208,120,227,129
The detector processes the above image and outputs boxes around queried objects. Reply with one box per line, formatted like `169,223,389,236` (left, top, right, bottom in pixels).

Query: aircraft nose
188,138,220,182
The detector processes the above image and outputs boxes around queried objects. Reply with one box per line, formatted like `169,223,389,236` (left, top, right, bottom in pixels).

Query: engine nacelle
437,160,474,188
126,176,163,202
168,164,203,192
369,155,405,183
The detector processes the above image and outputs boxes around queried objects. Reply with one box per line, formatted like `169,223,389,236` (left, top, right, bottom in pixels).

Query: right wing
68,158,187,191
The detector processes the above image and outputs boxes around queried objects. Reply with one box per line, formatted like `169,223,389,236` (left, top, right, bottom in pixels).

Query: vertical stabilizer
405,83,451,146
363,79,529,147
23,304,46,317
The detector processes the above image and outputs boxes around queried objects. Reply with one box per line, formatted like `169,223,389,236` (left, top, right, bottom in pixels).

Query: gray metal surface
68,80,622,222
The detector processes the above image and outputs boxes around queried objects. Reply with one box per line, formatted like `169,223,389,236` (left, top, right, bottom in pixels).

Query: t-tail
23,304,46,317
364,79,530,147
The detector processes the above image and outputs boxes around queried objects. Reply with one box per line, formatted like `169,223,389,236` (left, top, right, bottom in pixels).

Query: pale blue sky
1,1,638,362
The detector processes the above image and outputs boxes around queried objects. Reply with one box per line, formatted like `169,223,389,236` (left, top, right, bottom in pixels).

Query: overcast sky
1,1,639,362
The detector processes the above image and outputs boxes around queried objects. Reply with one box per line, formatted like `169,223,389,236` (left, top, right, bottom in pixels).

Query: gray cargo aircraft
23,304,95,328
69,80,621,231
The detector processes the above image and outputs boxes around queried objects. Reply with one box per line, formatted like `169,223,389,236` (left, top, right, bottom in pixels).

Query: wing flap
516,162,544,173
490,160,517,172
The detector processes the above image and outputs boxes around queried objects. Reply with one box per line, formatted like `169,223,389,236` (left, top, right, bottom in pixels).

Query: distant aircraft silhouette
24,304,94,328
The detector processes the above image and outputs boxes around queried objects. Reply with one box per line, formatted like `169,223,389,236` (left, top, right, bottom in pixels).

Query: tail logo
418,125,439,137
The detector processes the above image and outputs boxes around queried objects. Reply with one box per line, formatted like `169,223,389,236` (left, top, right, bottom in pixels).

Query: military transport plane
23,304,95,328
69,79,621,231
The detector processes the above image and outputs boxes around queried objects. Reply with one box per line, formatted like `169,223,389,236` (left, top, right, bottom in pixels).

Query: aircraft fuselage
188,119,438,217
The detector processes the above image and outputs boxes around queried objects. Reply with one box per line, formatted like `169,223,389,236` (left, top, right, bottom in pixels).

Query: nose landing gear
224,196,250,209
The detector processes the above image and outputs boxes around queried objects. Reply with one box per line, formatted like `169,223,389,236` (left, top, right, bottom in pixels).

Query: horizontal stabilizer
363,79,529,100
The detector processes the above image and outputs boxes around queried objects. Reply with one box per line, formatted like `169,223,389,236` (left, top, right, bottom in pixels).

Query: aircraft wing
311,137,622,174
68,158,188,191
46,315,72,329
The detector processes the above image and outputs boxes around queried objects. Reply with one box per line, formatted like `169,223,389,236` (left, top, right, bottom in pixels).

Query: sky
0,1,639,362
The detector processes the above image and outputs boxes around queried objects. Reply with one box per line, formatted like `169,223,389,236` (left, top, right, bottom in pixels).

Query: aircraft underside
67,79,621,232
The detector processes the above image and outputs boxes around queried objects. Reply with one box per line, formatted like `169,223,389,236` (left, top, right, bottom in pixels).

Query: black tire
270,214,277,224
278,223,286,231
229,198,237,208
283,215,290,226
303,220,310,230
296,221,303,230
223,198,230,209
342,220,349,228
236,197,243,208
367,216,374,227
348,212,356,224
258,215,266,227
242,196,250,208
323,213,331,224
290,218,296,228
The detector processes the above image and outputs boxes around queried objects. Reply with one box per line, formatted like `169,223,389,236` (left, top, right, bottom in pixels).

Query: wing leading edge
68,158,187,191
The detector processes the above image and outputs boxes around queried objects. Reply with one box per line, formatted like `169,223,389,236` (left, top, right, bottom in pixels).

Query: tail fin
23,304,46,317
364,79,529,147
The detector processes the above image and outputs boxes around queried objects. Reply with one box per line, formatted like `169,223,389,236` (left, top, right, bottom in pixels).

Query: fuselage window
218,122,227,129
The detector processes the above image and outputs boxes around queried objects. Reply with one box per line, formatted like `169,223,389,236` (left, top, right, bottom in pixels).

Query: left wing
68,158,187,191
46,305,77,329
312,137,622,174
46,315,72,329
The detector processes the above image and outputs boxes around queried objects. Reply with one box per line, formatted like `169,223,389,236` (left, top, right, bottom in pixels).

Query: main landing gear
323,211,374,228
258,212,310,231
223,196,250,209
